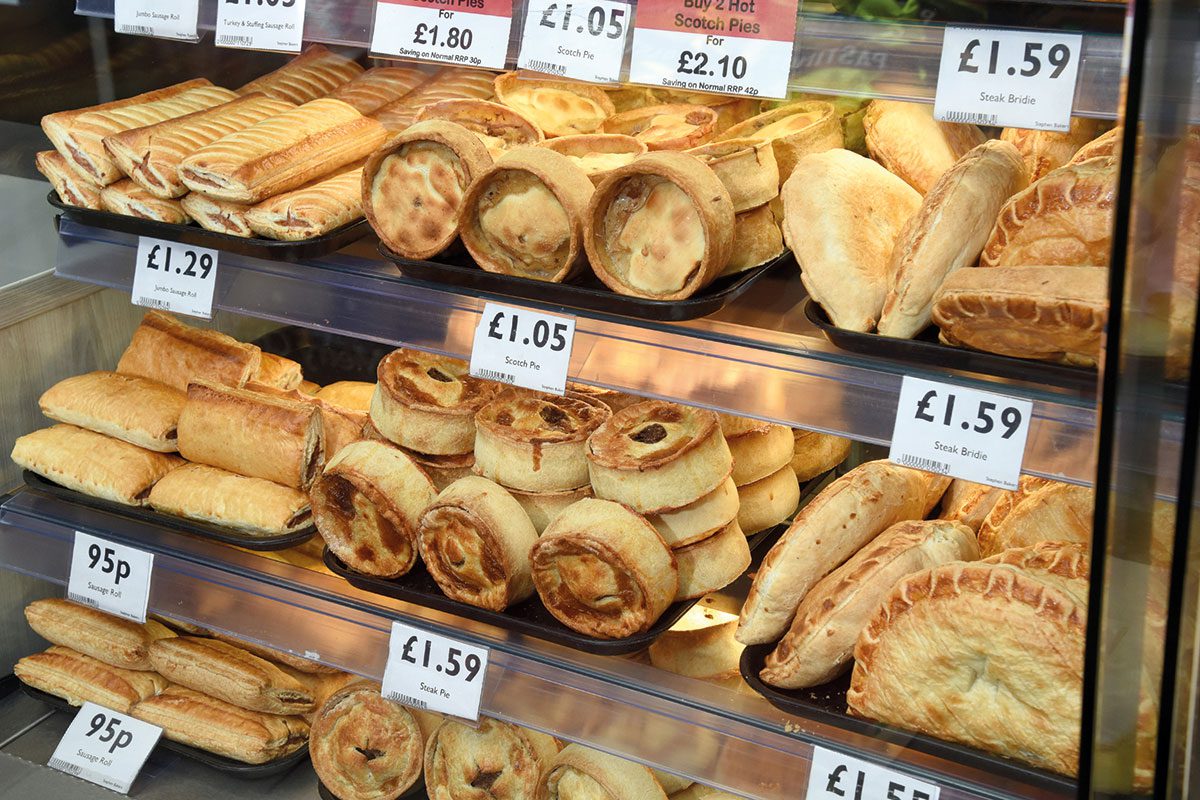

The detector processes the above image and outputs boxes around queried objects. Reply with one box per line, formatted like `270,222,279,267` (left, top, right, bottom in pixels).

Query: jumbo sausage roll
99,179,190,223
245,165,365,241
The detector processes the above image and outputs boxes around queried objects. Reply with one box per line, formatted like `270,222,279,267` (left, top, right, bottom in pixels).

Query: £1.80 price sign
48,703,163,794
629,0,800,99
469,301,576,395
518,0,631,83
934,26,1083,131
382,621,489,720
370,0,513,69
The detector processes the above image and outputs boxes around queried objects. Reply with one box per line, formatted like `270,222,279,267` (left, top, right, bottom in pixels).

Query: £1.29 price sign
628,0,800,99
371,0,513,69
517,0,631,83
129,236,219,320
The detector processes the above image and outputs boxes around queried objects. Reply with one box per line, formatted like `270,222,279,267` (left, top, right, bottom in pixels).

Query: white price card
934,26,1083,131
470,301,576,395
217,0,307,51
381,621,489,720
114,0,200,41
68,532,154,623
517,0,631,83
130,236,219,320
371,0,513,69
628,0,799,99
49,702,162,794
806,746,940,800
889,376,1033,491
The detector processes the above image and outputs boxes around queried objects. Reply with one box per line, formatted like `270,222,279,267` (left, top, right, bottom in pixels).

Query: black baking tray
49,191,370,262
738,644,1077,794
380,243,788,322
319,777,427,800
20,683,310,778
803,298,1098,392
250,327,391,385
22,470,315,552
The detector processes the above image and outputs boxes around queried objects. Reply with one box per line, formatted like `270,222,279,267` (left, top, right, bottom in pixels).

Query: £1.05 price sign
806,746,940,800
371,0,513,69
629,0,800,99
382,621,489,720
68,532,154,623
469,301,576,395
934,26,1083,131
889,376,1032,491
48,703,163,794
518,0,631,83
130,236,219,319
216,0,307,52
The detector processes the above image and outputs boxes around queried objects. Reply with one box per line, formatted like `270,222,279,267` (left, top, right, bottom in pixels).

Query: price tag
888,376,1032,491
114,0,200,41
934,26,1083,131
628,0,799,99
469,301,575,395
216,0,307,52
370,0,513,69
48,702,162,794
68,532,154,623
517,0,631,83
806,746,940,800
129,236,218,320
381,621,489,720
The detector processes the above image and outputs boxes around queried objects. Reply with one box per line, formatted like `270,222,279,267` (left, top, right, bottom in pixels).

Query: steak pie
425,717,560,800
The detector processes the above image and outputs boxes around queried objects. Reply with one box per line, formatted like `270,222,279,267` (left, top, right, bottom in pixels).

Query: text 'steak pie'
460,147,595,282
494,72,616,137
602,104,717,151
539,134,647,186
585,151,735,300
415,99,544,159
362,119,493,260
717,101,843,182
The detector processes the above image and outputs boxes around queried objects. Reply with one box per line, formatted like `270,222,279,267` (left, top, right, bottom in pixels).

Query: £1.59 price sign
629,0,800,99
517,0,631,83
806,746,940,800
382,621,489,720
371,0,513,69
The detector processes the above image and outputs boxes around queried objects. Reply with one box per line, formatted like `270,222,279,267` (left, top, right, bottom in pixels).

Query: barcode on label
524,58,566,75
217,34,255,46
940,110,999,125
895,454,952,474
118,25,155,35
386,692,429,710
67,592,99,608
134,296,172,310
474,369,516,384
48,757,84,776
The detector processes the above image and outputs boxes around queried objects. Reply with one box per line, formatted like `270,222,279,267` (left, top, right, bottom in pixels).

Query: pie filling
506,88,608,135
569,151,637,176
752,112,821,141
626,109,710,144
602,176,705,294
475,171,571,277
374,142,467,252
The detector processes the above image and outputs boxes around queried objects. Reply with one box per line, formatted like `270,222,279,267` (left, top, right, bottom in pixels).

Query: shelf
72,0,1131,118
0,486,1074,800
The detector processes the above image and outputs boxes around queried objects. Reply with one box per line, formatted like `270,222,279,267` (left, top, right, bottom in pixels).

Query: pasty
863,100,987,194
540,744,669,800
736,465,800,535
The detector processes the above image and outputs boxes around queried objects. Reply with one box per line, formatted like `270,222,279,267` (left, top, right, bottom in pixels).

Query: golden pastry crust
461,147,594,282
311,440,437,578
494,72,615,138
117,310,262,392
180,98,386,204
727,422,793,486
213,632,341,675
103,94,296,199
425,716,561,800
848,562,1085,776
372,67,497,132
416,99,545,158
586,400,732,513
539,743,669,800
976,481,1093,557
182,193,254,237
36,149,101,209
762,519,978,689
781,148,922,332
737,460,939,645
24,599,176,670
531,498,678,638
686,138,779,213
399,446,476,491
722,203,785,276
246,165,365,241
790,429,851,481
254,352,303,390
363,120,493,260
38,371,185,452
371,349,497,455
236,44,364,104
100,180,190,224
149,636,316,715
1001,118,1109,181
12,424,182,506
602,104,717,151
931,265,1108,366
310,682,425,800
566,382,641,413
178,380,324,491
148,463,313,535
475,391,610,492
539,134,647,186
717,101,842,181
980,156,1116,268
1069,127,1122,165
938,479,1007,533
417,476,539,610
647,605,743,680
646,476,739,547
507,484,593,534
672,520,751,601
316,381,375,412
736,465,800,535
133,685,309,764
328,66,432,115
16,646,168,713
980,541,1090,604
586,152,735,300
863,100,987,194
246,381,366,463
878,140,1030,339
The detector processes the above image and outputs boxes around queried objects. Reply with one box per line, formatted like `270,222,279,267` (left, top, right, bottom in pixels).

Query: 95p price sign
470,301,576,395
629,0,799,99
806,746,940,800
48,703,162,794
382,621,489,720
934,26,1083,131
130,236,218,319
371,0,513,69
518,0,631,83
889,376,1032,490
217,0,307,52
68,532,154,623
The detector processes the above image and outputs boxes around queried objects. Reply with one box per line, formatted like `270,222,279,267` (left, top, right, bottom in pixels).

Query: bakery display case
0,0,1196,798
